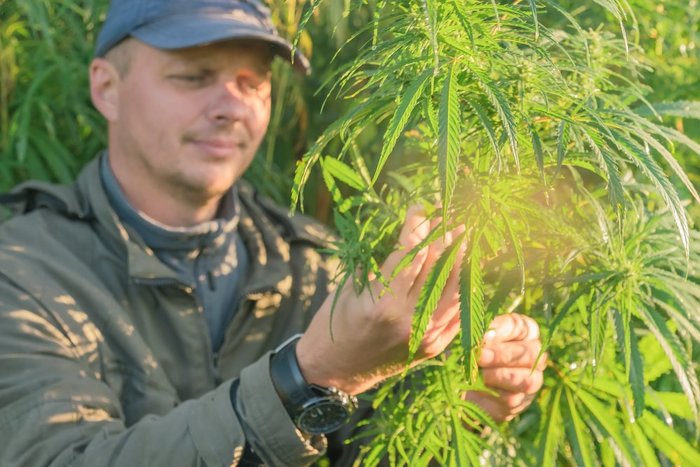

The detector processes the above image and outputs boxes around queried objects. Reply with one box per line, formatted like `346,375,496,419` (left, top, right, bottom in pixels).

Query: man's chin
170,159,251,198
172,175,238,204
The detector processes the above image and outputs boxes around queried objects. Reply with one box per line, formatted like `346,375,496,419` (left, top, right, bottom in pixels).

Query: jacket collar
4,155,334,298
79,157,330,298
76,157,181,282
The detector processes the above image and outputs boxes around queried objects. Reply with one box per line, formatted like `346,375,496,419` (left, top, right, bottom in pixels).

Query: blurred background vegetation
1,0,699,465
0,0,697,204
0,0,365,220
0,0,697,216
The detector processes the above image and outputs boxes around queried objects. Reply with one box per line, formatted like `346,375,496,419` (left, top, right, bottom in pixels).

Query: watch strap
269,334,320,420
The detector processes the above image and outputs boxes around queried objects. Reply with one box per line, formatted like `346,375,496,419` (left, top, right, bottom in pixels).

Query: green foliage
291,0,700,464
0,0,107,190
352,351,497,466
409,230,465,361
3,0,700,465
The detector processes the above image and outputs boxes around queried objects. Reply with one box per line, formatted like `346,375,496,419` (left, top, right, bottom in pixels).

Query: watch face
297,399,351,434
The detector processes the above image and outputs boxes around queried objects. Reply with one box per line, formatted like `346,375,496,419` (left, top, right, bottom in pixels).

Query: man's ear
90,58,120,122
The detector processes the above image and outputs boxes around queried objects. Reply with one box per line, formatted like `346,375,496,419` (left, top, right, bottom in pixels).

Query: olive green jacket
0,159,338,466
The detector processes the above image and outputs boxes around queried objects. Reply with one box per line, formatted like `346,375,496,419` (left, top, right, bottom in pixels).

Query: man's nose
206,80,249,124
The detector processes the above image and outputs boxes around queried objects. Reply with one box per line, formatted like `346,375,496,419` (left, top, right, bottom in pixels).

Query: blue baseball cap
95,0,310,74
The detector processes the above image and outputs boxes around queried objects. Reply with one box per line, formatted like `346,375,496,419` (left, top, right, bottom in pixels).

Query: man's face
105,39,272,207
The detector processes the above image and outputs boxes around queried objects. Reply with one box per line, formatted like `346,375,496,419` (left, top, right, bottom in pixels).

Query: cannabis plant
3,0,700,465
292,1,700,465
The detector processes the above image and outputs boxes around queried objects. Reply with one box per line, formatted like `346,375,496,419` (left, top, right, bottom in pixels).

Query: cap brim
131,13,310,74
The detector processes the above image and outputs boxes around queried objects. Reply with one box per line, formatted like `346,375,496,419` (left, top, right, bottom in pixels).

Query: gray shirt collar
99,152,240,253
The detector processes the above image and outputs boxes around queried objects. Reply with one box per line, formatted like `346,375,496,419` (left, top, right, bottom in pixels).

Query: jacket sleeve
0,280,325,467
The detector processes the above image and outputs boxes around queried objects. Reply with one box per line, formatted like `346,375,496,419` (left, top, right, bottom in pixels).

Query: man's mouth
187,137,248,157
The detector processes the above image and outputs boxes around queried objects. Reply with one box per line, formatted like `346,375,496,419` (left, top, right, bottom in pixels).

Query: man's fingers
423,300,460,337
482,367,544,394
479,340,543,369
406,215,468,299
424,229,465,322
464,314,546,424
399,205,432,248
420,310,461,357
464,389,530,422
412,229,465,358
536,352,548,371
380,205,431,288
483,313,540,343
463,391,509,422
407,222,448,297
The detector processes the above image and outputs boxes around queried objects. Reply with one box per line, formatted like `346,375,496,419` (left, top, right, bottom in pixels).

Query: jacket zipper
192,248,222,386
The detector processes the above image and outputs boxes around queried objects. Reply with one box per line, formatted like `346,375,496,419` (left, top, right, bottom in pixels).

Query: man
0,0,545,465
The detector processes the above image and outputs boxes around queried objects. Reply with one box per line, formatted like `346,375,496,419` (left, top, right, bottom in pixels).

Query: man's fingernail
484,330,496,342
480,348,494,364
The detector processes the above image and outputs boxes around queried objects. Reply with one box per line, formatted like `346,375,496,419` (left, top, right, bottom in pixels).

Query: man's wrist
269,335,357,434
294,334,348,392
268,335,307,421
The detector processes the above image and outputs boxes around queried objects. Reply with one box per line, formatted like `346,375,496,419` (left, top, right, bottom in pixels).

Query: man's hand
464,313,547,422
295,206,547,425
296,205,465,395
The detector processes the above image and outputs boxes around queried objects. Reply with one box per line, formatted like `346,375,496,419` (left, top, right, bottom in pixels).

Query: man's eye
175,74,206,83
169,72,213,86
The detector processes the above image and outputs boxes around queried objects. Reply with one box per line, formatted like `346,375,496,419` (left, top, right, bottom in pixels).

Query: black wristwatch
269,334,358,435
